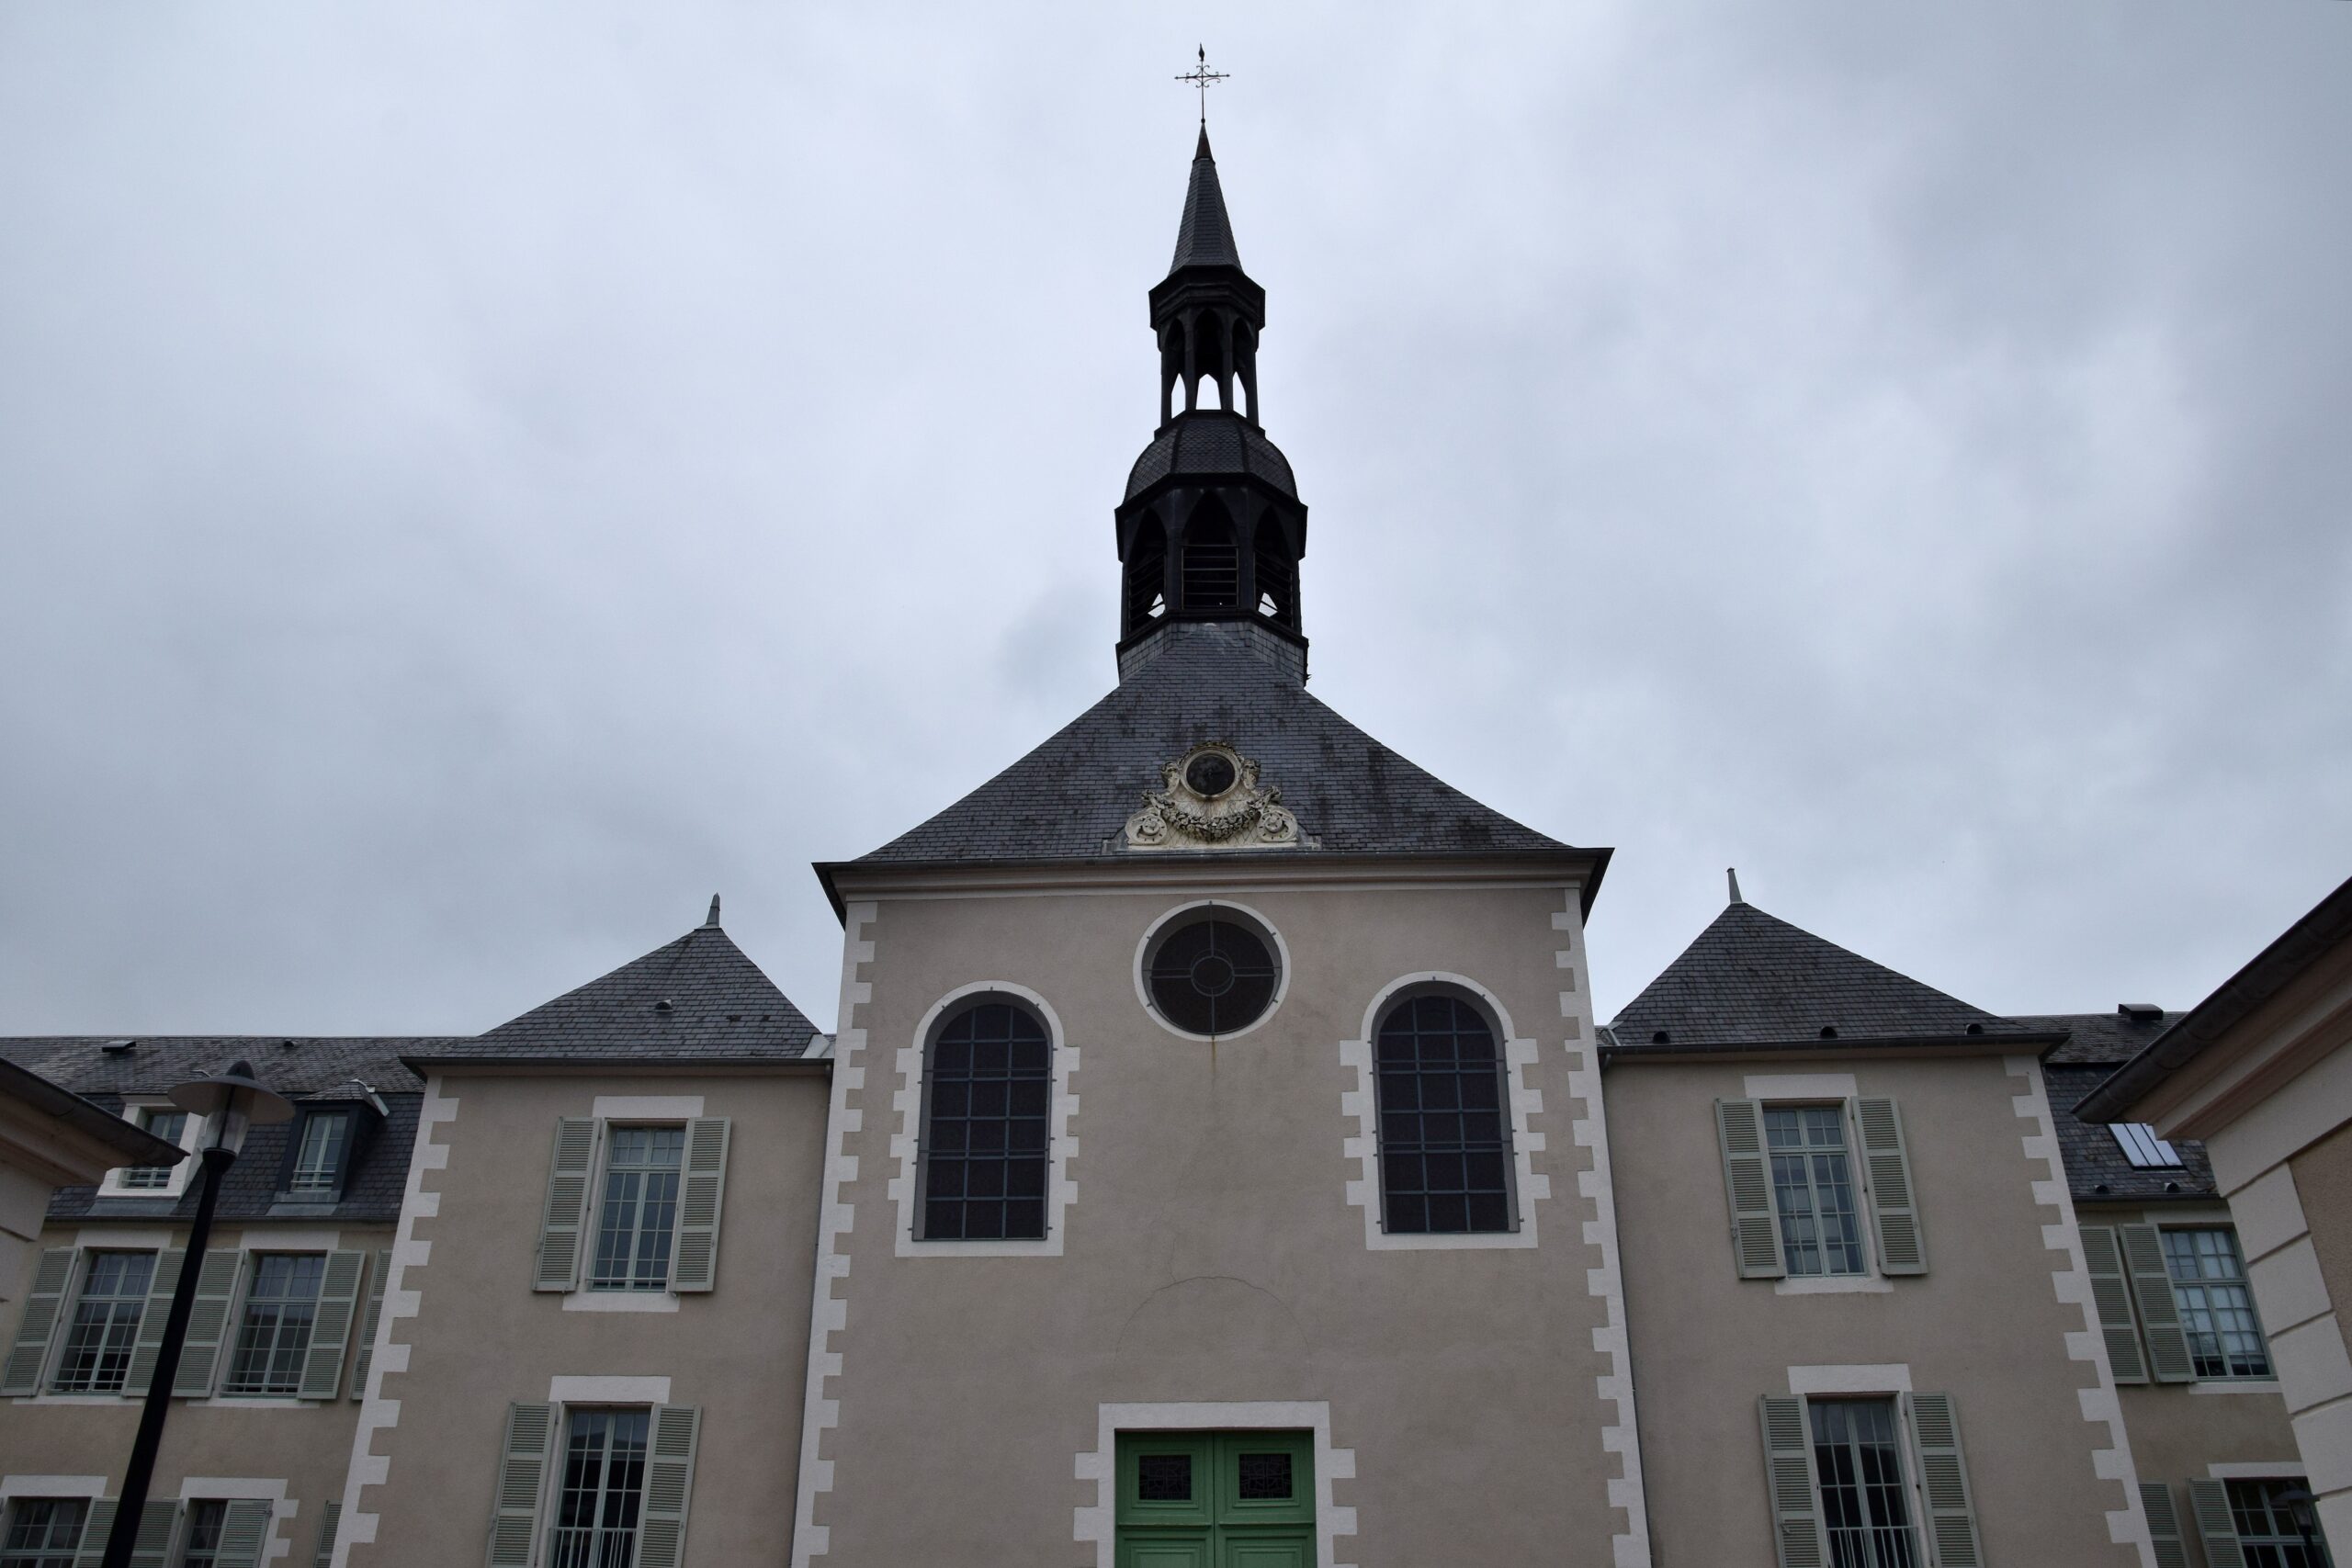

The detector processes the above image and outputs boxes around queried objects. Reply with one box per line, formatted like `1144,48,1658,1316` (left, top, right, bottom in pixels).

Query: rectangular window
2165,1228,2272,1380
119,1109,189,1190
548,1408,650,1568
2227,1478,2334,1567
2111,1123,2184,1169
288,1111,353,1195
589,1128,684,1291
51,1251,156,1393
1766,1106,1867,1276
179,1500,229,1568
0,1499,86,1568
1810,1399,1920,1568
222,1253,325,1395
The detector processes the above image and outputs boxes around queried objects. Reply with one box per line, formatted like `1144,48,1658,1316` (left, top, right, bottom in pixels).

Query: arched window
1252,531,1294,625
1193,375,1222,411
1180,501,1240,612
1126,518,1168,627
1375,990,1514,1234
921,998,1052,1240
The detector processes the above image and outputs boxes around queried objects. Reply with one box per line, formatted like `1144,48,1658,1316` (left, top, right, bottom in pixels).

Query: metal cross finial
1176,44,1227,127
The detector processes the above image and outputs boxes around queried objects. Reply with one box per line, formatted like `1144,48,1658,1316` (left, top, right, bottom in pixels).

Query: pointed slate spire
706,893,722,927
1169,127,1242,273
1728,868,1745,904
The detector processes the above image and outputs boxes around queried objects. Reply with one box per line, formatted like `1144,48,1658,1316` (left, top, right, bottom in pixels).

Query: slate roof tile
1609,900,2034,1050
852,622,1581,868
2043,1061,2217,1205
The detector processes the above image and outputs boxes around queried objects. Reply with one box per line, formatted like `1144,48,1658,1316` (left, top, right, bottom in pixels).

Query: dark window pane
1374,994,1514,1234
1137,1454,1192,1502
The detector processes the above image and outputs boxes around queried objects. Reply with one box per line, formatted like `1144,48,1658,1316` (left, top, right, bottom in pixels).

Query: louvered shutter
124,1249,185,1393
1758,1394,1826,1568
311,1500,342,1568
672,1120,730,1292
2141,1481,2188,1568
297,1250,367,1399
486,1402,555,1568
1904,1393,1982,1568
2,1247,74,1394
172,1249,244,1397
1855,1098,1928,1275
535,1118,599,1292
72,1499,116,1568
350,1248,390,1401
2120,1224,2196,1382
637,1404,702,1568
1717,1100,1788,1280
70,1501,174,1568
212,1500,274,1568
2081,1225,2149,1383
2188,1479,2247,1568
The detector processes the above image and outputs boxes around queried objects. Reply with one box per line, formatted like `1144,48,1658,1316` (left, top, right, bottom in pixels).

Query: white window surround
889,980,1078,1258
177,1478,288,1503
96,1101,207,1200
1734,1082,1887,1290
1340,972,1549,1251
589,1096,705,1121
548,1376,671,1404
1132,899,1293,1044
1744,1073,1860,1101
1788,1363,1913,1395
72,1228,173,1252
2207,1461,2309,1479
0,1476,106,1504
1073,1401,1358,1568
1777,1274,1894,1297
563,1292,680,1314
2188,1382,2285,1396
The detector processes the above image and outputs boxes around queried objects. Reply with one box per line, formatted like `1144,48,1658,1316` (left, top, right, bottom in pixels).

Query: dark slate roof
1169,127,1241,272
1125,412,1297,502
2015,1010,2181,1066
0,1037,434,1227
2045,1061,2218,1205
1609,899,2041,1051
415,917,820,1062
846,621,1586,870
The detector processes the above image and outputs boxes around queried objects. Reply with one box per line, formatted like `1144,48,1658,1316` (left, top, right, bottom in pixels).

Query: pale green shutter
351,1248,390,1401
2120,1224,2196,1382
72,1500,116,1568
2141,1481,2189,1568
1854,1098,1928,1275
2188,1479,2247,1568
70,1501,174,1568
311,1500,343,1568
672,1119,730,1292
124,1249,185,1393
1904,1393,1982,1568
126,1501,177,1568
637,1404,702,1568
1758,1394,1826,1568
486,1402,555,1568
298,1251,368,1399
213,1500,274,1568
172,1249,244,1397
535,1118,598,1292
2,1247,74,1394
1717,1100,1788,1280
2082,1225,2149,1384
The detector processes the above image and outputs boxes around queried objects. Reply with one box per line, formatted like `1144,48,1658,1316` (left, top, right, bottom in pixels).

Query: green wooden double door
1115,1430,1315,1568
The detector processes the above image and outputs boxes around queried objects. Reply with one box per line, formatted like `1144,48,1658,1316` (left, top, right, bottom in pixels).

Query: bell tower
1115,129,1310,675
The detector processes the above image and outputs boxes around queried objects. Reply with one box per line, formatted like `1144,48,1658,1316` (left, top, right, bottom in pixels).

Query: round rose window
1144,913,1281,1036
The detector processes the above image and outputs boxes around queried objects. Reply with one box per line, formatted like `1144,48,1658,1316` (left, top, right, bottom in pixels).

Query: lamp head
170,1059,296,1157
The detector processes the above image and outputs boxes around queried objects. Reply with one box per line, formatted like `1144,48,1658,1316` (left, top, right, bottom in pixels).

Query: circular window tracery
1140,908,1283,1037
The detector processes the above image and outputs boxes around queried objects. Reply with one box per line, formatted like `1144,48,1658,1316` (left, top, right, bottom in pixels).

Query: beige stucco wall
804,874,1628,1567
1609,1052,2142,1567
0,1216,394,1563
2290,1123,2352,1360
349,1069,828,1568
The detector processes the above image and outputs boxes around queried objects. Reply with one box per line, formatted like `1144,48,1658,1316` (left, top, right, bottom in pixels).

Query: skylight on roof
2111,1122,2184,1169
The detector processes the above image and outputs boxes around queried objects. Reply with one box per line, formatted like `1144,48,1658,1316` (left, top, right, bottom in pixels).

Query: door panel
1223,1536,1313,1568
1116,1429,1316,1568
1117,1533,1215,1568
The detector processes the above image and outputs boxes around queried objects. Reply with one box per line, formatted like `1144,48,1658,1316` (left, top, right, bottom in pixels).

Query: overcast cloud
3,3,2347,1038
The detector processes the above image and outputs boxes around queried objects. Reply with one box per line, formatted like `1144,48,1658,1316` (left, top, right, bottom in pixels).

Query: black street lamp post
100,1060,292,1568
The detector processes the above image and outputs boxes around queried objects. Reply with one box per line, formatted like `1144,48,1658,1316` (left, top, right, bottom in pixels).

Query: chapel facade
0,132,2328,1568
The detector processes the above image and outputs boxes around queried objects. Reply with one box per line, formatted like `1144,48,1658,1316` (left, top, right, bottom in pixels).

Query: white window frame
96,1101,206,1200
543,1404,658,1568
284,1108,356,1198
583,1124,688,1294
217,1251,326,1400
47,1249,159,1396
1760,1100,1875,1281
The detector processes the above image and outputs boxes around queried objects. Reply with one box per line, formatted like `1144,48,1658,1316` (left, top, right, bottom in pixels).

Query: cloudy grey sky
4,3,2347,1040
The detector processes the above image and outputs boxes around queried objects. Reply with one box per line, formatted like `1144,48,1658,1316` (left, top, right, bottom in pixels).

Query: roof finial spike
1176,44,1227,131
1727,867,1745,905
706,893,722,928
